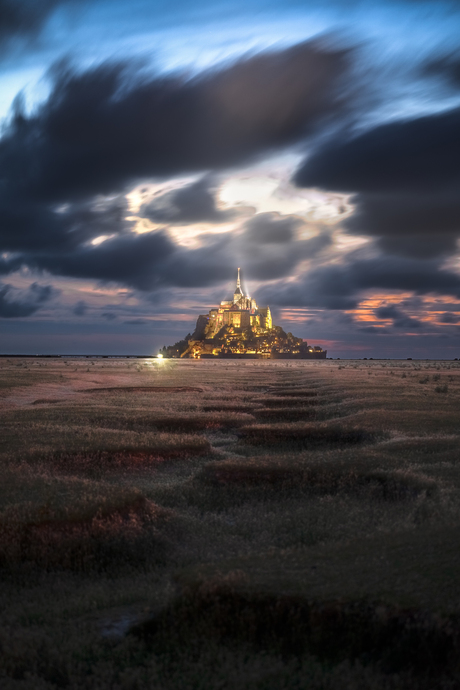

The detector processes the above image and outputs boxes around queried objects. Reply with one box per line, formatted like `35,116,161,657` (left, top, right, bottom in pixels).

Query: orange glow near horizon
279,294,460,332
344,291,460,330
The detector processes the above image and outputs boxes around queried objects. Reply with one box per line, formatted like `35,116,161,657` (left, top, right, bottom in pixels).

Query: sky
1,0,460,357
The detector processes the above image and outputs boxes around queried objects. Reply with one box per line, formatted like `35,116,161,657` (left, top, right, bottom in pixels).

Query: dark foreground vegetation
0,357,460,689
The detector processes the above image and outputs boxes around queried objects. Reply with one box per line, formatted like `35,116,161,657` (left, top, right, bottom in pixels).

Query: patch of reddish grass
152,414,254,432
254,407,317,422
132,582,460,676
198,458,436,500
238,423,377,447
84,386,204,393
268,390,319,398
202,403,259,413
45,444,211,473
0,498,175,571
31,399,62,405
257,396,320,408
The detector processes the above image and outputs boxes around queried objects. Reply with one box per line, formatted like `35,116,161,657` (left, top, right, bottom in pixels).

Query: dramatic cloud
242,232,332,281
422,50,460,88
346,192,460,258
0,0,68,44
0,286,38,317
0,255,27,275
72,299,87,316
12,208,331,291
438,311,460,324
141,177,246,225
234,212,333,281
1,41,349,203
24,231,176,291
243,213,302,244
374,304,422,329
0,193,133,254
0,39,350,291
0,281,57,318
28,282,57,303
259,256,460,310
294,106,460,258
295,107,460,194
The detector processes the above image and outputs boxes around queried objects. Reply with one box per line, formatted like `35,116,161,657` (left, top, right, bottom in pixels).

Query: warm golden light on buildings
163,269,326,359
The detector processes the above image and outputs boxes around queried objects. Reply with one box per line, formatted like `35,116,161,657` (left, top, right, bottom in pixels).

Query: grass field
1,356,460,689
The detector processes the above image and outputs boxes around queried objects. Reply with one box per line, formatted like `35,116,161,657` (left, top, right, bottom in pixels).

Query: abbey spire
233,267,244,303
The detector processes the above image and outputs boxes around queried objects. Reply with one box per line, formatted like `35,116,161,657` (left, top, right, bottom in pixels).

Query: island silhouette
162,269,327,359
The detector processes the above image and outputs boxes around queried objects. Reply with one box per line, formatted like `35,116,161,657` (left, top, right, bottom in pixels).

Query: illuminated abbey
207,268,272,335
163,269,327,359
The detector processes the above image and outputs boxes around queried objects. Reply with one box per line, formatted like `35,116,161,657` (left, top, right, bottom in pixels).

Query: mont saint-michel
163,269,327,359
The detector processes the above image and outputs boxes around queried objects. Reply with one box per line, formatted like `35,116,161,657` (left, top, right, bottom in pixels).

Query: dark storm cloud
438,311,460,323
156,222,330,288
72,299,87,316
26,230,176,291
0,41,339,297
231,212,333,282
258,256,460,310
14,208,331,292
0,193,133,253
1,41,349,204
242,227,332,281
16,229,228,292
374,304,422,329
358,325,390,333
422,50,460,88
0,285,38,317
245,242,328,281
0,1,92,61
142,177,244,225
0,39,350,283
345,192,460,258
295,106,460,194
0,280,57,318
294,106,460,258
0,0,68,43
0,254,25,275
243,213,301,244
19,227,234,291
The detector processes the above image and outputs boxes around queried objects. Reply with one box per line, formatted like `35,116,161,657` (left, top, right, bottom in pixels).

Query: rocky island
162,270,327,359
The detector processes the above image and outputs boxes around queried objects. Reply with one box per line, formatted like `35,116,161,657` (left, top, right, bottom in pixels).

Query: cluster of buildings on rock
171,269,327,359
206,268,272,334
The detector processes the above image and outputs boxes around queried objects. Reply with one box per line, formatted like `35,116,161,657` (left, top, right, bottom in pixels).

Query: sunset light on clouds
1,0,460,357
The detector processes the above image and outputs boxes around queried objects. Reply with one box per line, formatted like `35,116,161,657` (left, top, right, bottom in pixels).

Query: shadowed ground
0,356,459,689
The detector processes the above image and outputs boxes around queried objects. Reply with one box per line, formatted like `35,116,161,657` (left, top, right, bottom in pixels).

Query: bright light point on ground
157,353,163,359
